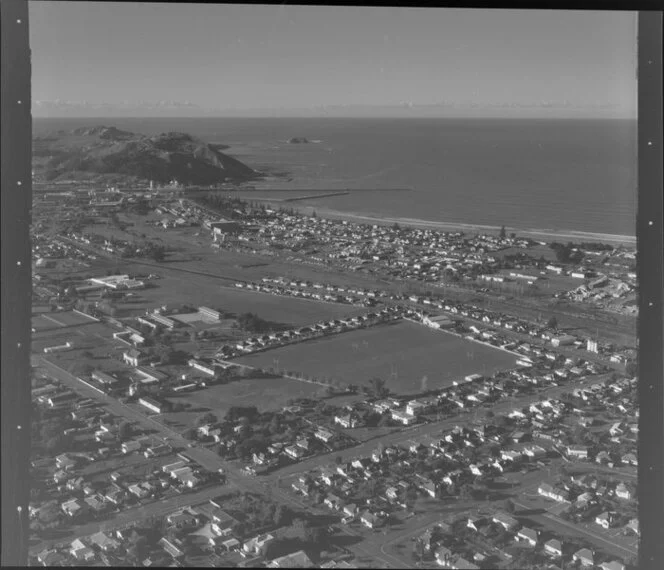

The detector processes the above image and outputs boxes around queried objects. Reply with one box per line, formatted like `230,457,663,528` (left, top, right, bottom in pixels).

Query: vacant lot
236,321,517,395
162,375,324,426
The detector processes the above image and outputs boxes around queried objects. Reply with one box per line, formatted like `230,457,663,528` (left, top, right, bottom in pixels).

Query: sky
29,2,638,118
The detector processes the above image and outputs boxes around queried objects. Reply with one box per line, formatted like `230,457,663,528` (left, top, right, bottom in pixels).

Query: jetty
281,191,349,202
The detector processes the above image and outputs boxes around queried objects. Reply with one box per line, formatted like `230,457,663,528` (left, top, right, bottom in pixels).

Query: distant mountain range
32,125,257,185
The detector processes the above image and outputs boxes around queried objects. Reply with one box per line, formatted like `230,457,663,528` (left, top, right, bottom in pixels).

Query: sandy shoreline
246,197,636,246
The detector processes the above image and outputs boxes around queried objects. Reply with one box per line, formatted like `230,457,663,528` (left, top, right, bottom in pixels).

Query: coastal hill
32,126,257,185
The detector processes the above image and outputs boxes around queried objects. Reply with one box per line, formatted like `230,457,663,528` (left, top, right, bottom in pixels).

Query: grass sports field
236,320,518,395
134,273,364,326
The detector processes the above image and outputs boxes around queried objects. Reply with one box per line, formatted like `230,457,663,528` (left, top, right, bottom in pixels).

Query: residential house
334,501,356,520
84,495,107,513
595,450,612,465
544,539,563,558
267,550,314,568
195,502,238,536
219,537,241,552
492,512,518,532
335,414,360,429
467,516,488,533
128,483,150,499
70,538,96,562
55,454,77,471
600,562,626,570
159,537,185,560
516,527,538,547
167,510,199,529
320,561,357,569
622,452,638,466
418,478,439,498
66,476,85,492
406,399,431,416
319,468,337,486
391,409,417,426
566,445,589,460
144,443,172,458
501,450,522,463
385,486,400,502
595,512,615,529
242,533,275,555
61,498,87,519
324,493,345,511
122,440,142,454
89,531,120,552
291,479,311,497
523,445,547,460
360,511,385,529
284,445,305,460
35,549,66,566
626,518,639,536
435,545,453,566
615,483,632,500
572,548,594,567
123,348,147,367
315,427,336,443
53,470,67,484
538,483,569,503
446,556,480,569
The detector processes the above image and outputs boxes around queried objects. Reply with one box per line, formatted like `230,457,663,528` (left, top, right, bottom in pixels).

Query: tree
413,538,425,562
547,316,558,329
368,376,389,399
625,360,638,377
150,246,166,262
118,421,133,441
183,427,197,440
273,505,288,527
377,413,391,428
65,285,79,299
196,412,217,426
499,225,507,240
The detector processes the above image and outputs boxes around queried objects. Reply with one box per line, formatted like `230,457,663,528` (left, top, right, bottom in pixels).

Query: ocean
33,117,637,238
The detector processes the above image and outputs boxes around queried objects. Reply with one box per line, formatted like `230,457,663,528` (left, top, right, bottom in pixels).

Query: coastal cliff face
32,126,257,185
